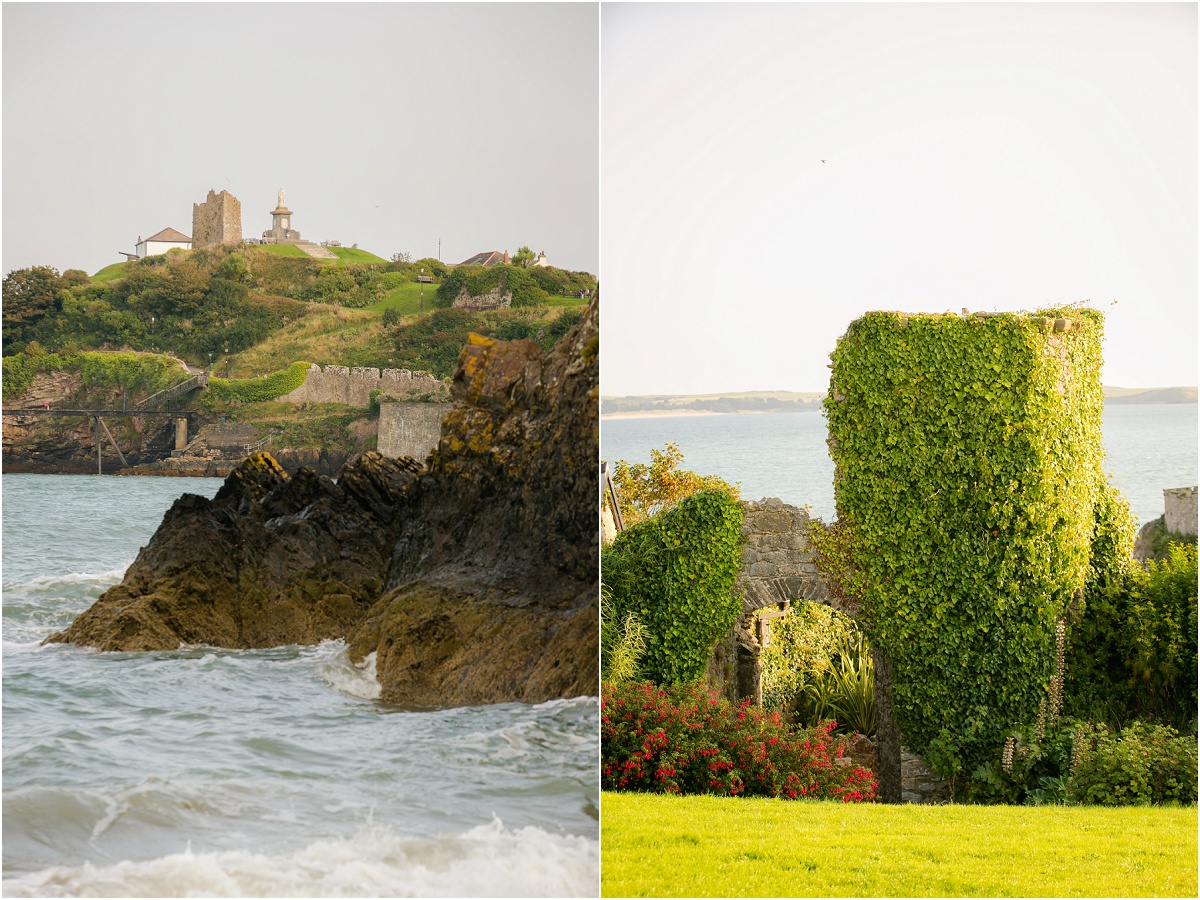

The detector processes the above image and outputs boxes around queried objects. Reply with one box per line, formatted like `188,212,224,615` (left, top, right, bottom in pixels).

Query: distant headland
602,386,1197,418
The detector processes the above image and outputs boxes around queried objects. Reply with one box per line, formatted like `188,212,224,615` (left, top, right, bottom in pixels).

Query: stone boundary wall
1164,486,1198,536
279,365,445,407
378,401,452,464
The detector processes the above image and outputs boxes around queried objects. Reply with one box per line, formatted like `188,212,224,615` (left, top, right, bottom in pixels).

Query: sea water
601,403,1198,527
1,475,599,897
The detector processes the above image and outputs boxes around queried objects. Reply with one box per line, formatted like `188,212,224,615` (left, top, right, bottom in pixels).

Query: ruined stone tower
191,189,243,248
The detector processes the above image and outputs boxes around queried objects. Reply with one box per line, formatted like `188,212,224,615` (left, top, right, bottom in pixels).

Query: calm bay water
2,475,598,897
602,403,1198,527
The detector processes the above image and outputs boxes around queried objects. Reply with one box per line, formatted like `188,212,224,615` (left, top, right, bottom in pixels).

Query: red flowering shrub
601,681,876,802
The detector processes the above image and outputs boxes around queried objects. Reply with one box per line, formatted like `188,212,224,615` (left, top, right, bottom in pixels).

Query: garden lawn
602,792,1197,898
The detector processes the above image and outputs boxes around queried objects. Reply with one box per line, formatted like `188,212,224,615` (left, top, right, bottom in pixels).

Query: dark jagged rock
46,299,599,705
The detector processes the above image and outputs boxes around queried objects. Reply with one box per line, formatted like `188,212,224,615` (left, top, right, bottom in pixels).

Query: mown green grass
368,281,439,315
329,246,389,265
602,792,1198,897
252,243,309,259
91,261,132,282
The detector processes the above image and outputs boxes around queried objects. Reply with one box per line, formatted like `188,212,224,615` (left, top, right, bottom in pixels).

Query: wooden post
94,417,102,475
97,417,128,468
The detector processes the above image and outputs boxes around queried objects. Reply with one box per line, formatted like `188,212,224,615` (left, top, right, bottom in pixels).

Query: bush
603,490,743,685
1068,722,1197,806
381,307,402,327
760,600,855,717
602,681,876,801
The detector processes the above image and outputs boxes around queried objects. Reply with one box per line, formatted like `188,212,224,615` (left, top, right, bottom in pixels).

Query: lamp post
224,346,230,379
420,268,425,313
208,351,213,375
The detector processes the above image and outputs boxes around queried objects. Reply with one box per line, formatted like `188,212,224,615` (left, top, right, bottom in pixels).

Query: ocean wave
1,818,598,898
311,642,382,700
5,562,131,591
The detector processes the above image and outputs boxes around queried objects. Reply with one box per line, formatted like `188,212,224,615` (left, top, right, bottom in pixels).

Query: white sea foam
316,643,382,700
2,819,598,898
13,562,131,589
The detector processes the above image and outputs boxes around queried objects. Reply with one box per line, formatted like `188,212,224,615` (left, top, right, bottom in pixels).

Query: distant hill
1103,386,1197,405
602,391,823,417
603,386,1197,416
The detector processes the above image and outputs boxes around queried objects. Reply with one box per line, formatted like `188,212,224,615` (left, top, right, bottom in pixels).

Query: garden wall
1164,486,1198,536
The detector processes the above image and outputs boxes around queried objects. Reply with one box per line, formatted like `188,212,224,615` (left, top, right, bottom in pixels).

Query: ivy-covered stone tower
823,308,1106,801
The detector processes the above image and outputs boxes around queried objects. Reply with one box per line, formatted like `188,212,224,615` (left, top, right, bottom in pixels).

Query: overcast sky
601,2,1197,393
3,2,598,276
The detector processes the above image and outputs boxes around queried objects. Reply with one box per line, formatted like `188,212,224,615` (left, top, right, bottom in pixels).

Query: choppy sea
1,475,598,897
602,403,1197,527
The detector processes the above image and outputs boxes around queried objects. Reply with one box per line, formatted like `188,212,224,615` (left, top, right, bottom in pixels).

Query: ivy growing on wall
205,360,311,404
822,309,1107,776
602,490,744,685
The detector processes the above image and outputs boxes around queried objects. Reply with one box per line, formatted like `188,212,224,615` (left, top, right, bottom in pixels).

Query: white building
531,250,551,267
135,227,192,259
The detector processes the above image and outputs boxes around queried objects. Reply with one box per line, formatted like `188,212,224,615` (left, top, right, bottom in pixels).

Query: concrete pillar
175,418,188,451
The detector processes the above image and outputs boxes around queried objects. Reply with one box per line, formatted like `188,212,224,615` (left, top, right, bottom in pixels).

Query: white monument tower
269,187,299,242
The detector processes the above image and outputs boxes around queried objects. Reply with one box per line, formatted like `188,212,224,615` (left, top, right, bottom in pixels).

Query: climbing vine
602,490,743,685
823,309,1107,776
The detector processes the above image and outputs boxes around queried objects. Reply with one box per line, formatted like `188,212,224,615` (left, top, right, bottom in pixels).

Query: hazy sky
3,2,599,276
601,2,1197,393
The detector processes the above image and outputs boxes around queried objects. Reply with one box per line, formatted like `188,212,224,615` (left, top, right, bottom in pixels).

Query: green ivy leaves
824,309,1106,776
603,490,743,685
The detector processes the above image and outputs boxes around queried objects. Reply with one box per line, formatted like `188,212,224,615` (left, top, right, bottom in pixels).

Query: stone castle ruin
191,189,242,248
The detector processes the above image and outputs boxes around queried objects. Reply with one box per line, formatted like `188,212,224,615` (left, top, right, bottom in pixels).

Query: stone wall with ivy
823,308,1107,779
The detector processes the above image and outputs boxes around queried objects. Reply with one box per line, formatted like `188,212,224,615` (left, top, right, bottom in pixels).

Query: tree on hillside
512,246,535,267
390,251,412,264
2,266,64,355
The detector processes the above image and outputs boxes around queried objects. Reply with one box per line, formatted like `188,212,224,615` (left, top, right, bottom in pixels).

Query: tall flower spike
1002,737,1015,774
1050,619,1067,722
1035,699,1046,742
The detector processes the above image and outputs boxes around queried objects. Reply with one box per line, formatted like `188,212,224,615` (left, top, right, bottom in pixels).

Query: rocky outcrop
46,298,600,705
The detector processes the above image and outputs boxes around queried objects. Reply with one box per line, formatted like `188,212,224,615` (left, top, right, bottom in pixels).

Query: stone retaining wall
279,364,444,407
378,401,452,463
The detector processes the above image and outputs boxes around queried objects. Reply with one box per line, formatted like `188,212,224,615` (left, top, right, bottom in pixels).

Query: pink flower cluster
601,681,877,802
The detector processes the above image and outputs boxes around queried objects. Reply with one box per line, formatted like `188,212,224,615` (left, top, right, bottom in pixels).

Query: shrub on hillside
602,681,876,802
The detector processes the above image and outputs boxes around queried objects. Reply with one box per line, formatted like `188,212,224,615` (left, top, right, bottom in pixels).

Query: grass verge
601,792,1198,897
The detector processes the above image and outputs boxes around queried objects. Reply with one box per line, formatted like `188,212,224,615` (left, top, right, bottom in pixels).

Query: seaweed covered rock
45,451,421,651
46,298,600,705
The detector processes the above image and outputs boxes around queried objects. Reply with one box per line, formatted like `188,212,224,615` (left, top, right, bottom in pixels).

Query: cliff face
46,299,599,705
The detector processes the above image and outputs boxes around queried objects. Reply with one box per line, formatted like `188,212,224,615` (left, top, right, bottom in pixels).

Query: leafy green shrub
823,309,1107,778
603,490,743,684
1067,539,1198,732
1068,722,1197,806
760,601,856,718
381,307,403,328
206,361,310,403
601,681,876,801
